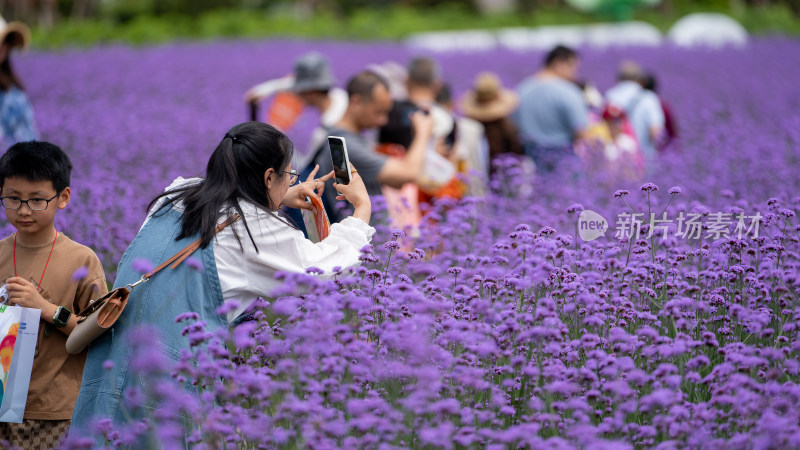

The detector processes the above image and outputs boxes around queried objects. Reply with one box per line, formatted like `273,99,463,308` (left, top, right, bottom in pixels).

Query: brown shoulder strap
144,214,240,280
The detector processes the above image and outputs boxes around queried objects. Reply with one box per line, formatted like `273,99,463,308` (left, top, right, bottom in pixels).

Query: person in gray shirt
514,45,588,173
313,70,433,221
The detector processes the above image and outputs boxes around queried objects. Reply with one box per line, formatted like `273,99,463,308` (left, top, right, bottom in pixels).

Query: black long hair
148,121,294,251
0,34,24,92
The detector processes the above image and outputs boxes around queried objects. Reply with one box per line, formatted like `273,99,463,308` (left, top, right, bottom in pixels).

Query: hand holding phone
328,136,352,194
333,167,372,213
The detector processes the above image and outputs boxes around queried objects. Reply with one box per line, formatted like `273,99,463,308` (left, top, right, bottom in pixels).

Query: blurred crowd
0,13,681,236
0,14,679,234
243,45,679,232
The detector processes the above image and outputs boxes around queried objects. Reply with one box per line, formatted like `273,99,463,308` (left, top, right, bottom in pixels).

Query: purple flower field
12,37,800,448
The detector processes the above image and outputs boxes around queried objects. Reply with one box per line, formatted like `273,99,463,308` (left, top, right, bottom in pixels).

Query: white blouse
145,177,375,322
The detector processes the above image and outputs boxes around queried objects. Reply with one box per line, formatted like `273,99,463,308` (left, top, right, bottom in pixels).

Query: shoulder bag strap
120,214,240,293
76,215,240,318
145,214,240,278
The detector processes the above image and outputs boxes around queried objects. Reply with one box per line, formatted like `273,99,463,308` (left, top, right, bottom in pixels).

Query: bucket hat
291,52,335,93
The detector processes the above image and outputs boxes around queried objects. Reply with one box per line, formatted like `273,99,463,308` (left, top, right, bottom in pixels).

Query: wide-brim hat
460,72,518,122
0,16,30,51
291,52,335,93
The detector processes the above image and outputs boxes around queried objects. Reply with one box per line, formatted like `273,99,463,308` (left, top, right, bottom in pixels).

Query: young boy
0,141,107,449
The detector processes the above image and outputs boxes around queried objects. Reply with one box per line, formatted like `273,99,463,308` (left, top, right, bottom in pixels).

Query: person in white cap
0,15,38,147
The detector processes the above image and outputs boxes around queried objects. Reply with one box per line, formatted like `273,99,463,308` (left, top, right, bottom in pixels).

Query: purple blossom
567,203,585,214
614,190,630,198
174,312,199,323
72,266,89,282
232,321,257,349
131,258,154,274
31,38,800,450
215,299,240,315
447,266,464,276
640,183,659,192
185,257,204,272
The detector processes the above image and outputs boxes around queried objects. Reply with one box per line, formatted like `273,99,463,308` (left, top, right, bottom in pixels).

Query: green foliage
736,3,800,34
28,2,800,49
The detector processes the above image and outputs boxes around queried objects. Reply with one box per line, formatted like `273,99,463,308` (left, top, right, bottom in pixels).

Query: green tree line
4,0,799,48
4,0,799,27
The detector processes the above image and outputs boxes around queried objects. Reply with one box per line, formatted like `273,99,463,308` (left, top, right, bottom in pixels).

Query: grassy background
28,2,800,49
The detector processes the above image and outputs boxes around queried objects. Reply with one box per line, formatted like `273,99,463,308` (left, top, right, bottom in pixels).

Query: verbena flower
72,266,89,282
45,39,800,449
131,258,154,274
640,183,659,192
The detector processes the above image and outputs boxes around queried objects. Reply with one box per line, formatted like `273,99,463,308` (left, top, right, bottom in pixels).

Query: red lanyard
13,231,58,290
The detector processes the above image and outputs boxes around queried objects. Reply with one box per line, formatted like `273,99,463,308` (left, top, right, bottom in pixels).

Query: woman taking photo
71,121,373,429
0,16,37,146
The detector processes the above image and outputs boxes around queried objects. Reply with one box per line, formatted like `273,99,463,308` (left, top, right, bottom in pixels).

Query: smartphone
328,136,352,194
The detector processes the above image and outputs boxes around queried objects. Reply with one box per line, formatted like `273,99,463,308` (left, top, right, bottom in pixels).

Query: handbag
0,303,41,423
66,215,240,355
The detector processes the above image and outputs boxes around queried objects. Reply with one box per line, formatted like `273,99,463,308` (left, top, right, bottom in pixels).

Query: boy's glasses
284,169,299,185
0,193,60,211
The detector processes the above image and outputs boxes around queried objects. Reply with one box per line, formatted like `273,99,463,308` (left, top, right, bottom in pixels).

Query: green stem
647,192,656,264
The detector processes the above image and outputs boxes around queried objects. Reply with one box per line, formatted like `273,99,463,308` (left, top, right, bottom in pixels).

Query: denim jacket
71,206,228,431
0,87,38,146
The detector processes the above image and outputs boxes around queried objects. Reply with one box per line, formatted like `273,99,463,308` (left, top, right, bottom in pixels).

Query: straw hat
0,16,30,51
460,72,518,122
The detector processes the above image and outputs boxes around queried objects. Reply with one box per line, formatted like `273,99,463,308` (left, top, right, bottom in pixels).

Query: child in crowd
599,104,645,181
0,141,107,449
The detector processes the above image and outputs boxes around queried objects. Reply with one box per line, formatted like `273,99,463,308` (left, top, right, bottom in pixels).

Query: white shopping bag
417,146,457,195
0,303,41,423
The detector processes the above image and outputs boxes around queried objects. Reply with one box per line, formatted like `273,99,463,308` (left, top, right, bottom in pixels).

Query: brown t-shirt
0,233,108,420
